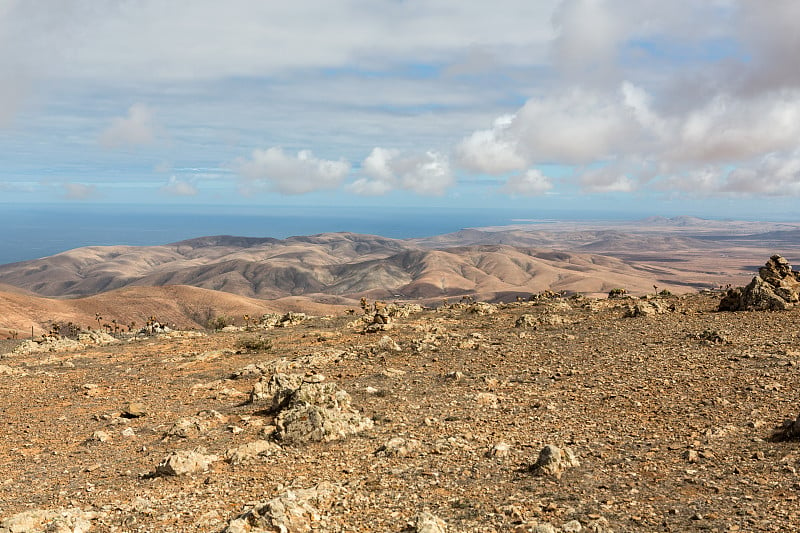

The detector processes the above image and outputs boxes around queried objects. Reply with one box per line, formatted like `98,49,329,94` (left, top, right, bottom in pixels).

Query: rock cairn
719,255,800,311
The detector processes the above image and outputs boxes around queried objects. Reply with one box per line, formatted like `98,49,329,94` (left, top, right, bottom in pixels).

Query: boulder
413,511,447,533
223,482,338,533
375,437,422,457
250,373,305,408
487,442,512,459
515,314,537,328
529,444,579,479
155,449,219,476
77,331,120,346
772,413,800,441
376,335,401,352
625,299,674,317
0,507,100,533
468,302,497,316
225,440,281,465
719,255,800,311
257,374,372,444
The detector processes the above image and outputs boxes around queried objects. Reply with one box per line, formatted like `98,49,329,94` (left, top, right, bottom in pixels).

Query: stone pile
719,255,800,311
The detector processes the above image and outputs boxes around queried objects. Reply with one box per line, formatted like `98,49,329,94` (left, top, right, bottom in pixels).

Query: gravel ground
1,293,799,532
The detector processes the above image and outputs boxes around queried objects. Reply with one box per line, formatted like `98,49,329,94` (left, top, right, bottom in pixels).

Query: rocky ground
1,289,800,532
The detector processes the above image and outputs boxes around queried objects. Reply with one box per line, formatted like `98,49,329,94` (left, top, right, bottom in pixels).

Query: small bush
207,315,234,331
608,288,627,299
236,335,273,353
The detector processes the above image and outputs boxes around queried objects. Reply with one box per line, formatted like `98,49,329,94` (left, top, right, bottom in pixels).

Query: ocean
0,203,647,265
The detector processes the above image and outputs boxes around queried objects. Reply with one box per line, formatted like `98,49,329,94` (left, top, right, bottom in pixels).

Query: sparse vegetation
207,315,235,331
47,321,82,339
608,287,627,299
235,334,273,353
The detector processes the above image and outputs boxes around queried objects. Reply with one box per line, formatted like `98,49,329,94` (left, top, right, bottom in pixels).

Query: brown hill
0,285,339,338
2,221,800,321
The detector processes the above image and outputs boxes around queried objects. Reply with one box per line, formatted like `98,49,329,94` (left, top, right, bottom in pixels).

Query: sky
1,0,800,218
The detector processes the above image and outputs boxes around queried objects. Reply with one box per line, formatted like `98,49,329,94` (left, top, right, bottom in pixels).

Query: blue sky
1,1,800,218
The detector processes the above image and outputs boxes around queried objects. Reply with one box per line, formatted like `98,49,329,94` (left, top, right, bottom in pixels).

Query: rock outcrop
223,482,339,533
155,449,219,476
0,507,101,533
253,373,373,444
719,255,800,311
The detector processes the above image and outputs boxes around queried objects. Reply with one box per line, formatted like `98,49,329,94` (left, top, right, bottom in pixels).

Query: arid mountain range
1,217,799,336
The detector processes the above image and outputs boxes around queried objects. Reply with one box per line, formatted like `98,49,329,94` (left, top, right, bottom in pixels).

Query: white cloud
1,1,557,82
501,169,553,196
578,166,637,194
349,148,454,196
161,176,198,196
9,0,800,204
62,182,97,200
234,147,350,194
99,104,156,148
455,115,526,174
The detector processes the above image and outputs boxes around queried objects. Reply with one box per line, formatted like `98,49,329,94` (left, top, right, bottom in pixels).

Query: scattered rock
413,511,447,533
773,413,800,441
476,392,499,408
468,302,498,316
225,440,281,465
513,521,558,533
88,430,111,443
11,337,85,355
222,482,339,533
529,444,579,479
719,255,800,311
695,329,728,345
443,371,463,382
585,516,613,532
0,507,100,533
515,313,571,328
163,410,226,440
376,335,401,352
515,314,537,328
562,520,583,532
625,299,674,317
375,437,422,457
77,331,120,346
487,442,512,458
122,402,147,418
155,449,219,476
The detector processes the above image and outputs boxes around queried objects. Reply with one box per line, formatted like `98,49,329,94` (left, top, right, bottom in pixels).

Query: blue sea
0,203,656,265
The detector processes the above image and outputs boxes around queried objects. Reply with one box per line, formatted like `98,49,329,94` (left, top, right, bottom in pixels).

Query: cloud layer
3,1,800,204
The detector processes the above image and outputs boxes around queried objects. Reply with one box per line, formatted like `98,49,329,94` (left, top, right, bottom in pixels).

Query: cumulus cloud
62,183,97,200
501,169,553,196
457,76,800,196
234,147,350,194
348,148,454,196
455,115,526,174
99,104,156,148
9,0,800,203
161,176,198,196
